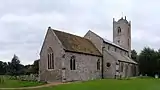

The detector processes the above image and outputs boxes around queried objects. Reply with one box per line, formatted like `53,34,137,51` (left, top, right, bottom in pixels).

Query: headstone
145,74,147,76
140,74,142,77
155,74,159,79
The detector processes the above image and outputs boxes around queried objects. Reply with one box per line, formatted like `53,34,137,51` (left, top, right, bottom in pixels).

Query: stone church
39,17,138,83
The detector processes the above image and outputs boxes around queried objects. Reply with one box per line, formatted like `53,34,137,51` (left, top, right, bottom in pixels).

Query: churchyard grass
33,77,160,90
0,75,44,88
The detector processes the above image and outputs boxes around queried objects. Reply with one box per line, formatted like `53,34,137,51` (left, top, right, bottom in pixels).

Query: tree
139,47,158,76
131,49,138,62
24,59,39,74
24,65,33,75
0,61,7,75
32,59,39,74
8,54,25,75
0,55,39,75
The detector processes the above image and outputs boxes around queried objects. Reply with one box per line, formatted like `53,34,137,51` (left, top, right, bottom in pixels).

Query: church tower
113,16,131,57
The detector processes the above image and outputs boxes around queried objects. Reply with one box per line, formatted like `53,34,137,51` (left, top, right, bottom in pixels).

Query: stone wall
39,28,65,82
84,30,104,53
64,52,102,82
118,62,137,78
103,49,117,78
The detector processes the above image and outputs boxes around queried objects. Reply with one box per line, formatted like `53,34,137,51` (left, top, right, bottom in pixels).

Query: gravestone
155,74,159,79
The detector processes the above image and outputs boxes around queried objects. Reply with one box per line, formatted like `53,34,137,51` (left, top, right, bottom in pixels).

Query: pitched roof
52,29,102,56
106,50,137,64
87,30,128,52
103,38,129,52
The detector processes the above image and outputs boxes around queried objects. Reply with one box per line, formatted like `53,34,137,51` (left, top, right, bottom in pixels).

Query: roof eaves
64,49,102,57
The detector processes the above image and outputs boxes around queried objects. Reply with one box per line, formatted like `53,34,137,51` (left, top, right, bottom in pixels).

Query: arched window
47,47,54,69
118,27,121,34
70,56,76,70
97,59,100,70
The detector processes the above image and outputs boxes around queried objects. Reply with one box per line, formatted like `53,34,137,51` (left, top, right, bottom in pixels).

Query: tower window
118,27,121,34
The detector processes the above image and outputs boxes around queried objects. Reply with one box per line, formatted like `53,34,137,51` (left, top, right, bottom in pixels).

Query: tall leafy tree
9,54,25,75
131,49,138,62
32,59,39,74
139,47,158,76
0,61,7,75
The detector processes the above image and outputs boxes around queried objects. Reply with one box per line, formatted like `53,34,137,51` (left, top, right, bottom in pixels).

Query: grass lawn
0,78,44,88
33,78,160,90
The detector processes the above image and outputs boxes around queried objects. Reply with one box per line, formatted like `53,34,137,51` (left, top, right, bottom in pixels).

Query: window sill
47,69,55,71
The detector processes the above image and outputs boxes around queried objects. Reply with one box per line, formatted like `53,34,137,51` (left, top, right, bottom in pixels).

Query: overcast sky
0,0,159,65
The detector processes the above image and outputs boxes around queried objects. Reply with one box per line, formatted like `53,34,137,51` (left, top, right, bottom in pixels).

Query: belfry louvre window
118,27,121,34
47,47,54,69
70,56,76,70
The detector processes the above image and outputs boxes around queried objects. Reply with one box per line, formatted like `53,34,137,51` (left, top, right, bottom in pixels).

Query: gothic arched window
70,56,76,70
118,27,121,34
97,59,100,70
47,47,54,69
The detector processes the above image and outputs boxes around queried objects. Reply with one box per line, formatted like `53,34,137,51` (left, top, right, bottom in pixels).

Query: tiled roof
52,29,102,56
106,50,137,64
103,38,129,52
86,30,128,52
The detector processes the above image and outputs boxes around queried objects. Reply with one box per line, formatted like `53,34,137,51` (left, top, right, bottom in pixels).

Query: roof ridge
52,29,86,39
